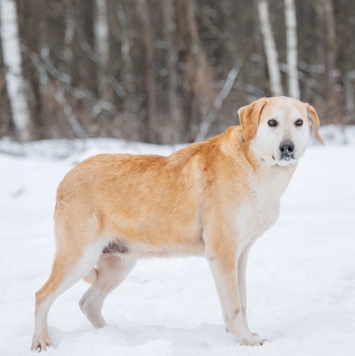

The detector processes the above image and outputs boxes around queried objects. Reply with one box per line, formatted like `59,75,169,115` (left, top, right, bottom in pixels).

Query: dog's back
54,136,227,258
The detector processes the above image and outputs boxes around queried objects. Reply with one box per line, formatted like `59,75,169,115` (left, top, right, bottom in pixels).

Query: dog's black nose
279,140,295,158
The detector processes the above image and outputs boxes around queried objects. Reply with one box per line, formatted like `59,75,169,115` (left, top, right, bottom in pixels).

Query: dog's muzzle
279,140,295,161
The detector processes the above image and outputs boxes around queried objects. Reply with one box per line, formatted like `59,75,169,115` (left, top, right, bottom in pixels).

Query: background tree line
0,0,354,144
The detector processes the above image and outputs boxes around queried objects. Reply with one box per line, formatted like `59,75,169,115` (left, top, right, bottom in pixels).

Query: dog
32,96,323,351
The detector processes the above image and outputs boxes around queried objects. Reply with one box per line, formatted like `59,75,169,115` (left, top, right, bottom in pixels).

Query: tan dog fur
32,96,323,351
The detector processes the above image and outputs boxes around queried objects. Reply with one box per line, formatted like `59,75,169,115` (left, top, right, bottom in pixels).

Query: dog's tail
83,267,98,284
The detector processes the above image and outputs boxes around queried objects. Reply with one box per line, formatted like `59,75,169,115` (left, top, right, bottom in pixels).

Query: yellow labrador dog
32,96,323,351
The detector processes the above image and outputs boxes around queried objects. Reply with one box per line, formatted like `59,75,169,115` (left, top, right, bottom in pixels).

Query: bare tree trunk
162,0,181,144
257,0,283,96
284,0,300,98
0,13,14,138
136,0,158,143
94,0,109,68
94,0,110,100
344,73,355,124
43,0,67,71
41,0,75,139
314,0,337,99
0,0,31,140
331,0,348,125
63,1,74,65
314,0,339,122
186,0,200,52
323,0,337,93
71,0,97,94
185,0,214,141
323,0,340,122
116,2,137,115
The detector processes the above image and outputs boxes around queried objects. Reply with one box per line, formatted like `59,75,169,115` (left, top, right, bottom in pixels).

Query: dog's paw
240,336,269,346
31,334,52,352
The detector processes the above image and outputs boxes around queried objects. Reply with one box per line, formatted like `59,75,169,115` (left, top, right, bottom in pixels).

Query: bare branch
195,64,241,142
54,85,87,139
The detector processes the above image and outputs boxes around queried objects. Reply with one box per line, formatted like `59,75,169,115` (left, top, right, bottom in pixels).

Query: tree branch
194,64,241,142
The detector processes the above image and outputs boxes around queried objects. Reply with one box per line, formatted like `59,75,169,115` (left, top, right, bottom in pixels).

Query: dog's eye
268,119,278,127
295,119,303,126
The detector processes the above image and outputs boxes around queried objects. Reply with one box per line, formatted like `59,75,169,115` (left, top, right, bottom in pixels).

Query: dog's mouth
272,154,296,166
272,154,295,161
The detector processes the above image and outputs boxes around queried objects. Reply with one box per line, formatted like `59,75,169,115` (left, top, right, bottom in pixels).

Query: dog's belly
103,238,205,258
103,207,205,258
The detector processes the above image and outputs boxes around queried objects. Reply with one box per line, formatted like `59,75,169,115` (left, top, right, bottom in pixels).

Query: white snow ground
1,131,355,356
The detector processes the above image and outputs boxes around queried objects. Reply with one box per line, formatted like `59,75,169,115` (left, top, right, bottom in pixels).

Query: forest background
0,0,354,144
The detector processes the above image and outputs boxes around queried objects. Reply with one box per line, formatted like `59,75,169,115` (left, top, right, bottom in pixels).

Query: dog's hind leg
31,242,102,351
79,253,137,328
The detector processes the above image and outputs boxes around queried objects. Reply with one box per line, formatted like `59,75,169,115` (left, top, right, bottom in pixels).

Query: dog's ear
307,104,324,145
238,97,268,142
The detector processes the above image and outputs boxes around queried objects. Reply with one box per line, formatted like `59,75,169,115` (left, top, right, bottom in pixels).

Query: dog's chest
236,166,292,247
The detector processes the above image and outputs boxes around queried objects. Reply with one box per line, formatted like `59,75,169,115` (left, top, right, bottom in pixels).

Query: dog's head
238,96,324,166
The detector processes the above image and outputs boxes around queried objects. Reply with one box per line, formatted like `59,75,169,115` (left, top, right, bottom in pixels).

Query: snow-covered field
1,130,355,356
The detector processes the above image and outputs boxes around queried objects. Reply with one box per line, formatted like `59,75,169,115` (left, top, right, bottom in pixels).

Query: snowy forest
0,0,355,144
1,2,355,355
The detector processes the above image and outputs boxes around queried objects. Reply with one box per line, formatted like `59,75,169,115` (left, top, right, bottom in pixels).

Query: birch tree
94,0,109,68
284,0,300,98
257,0,283,96
0,0,30,140
0,0,354,142
94,0,109,100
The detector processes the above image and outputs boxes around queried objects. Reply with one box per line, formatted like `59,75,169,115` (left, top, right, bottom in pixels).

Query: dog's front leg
238,243,258,336
207,240,267,346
